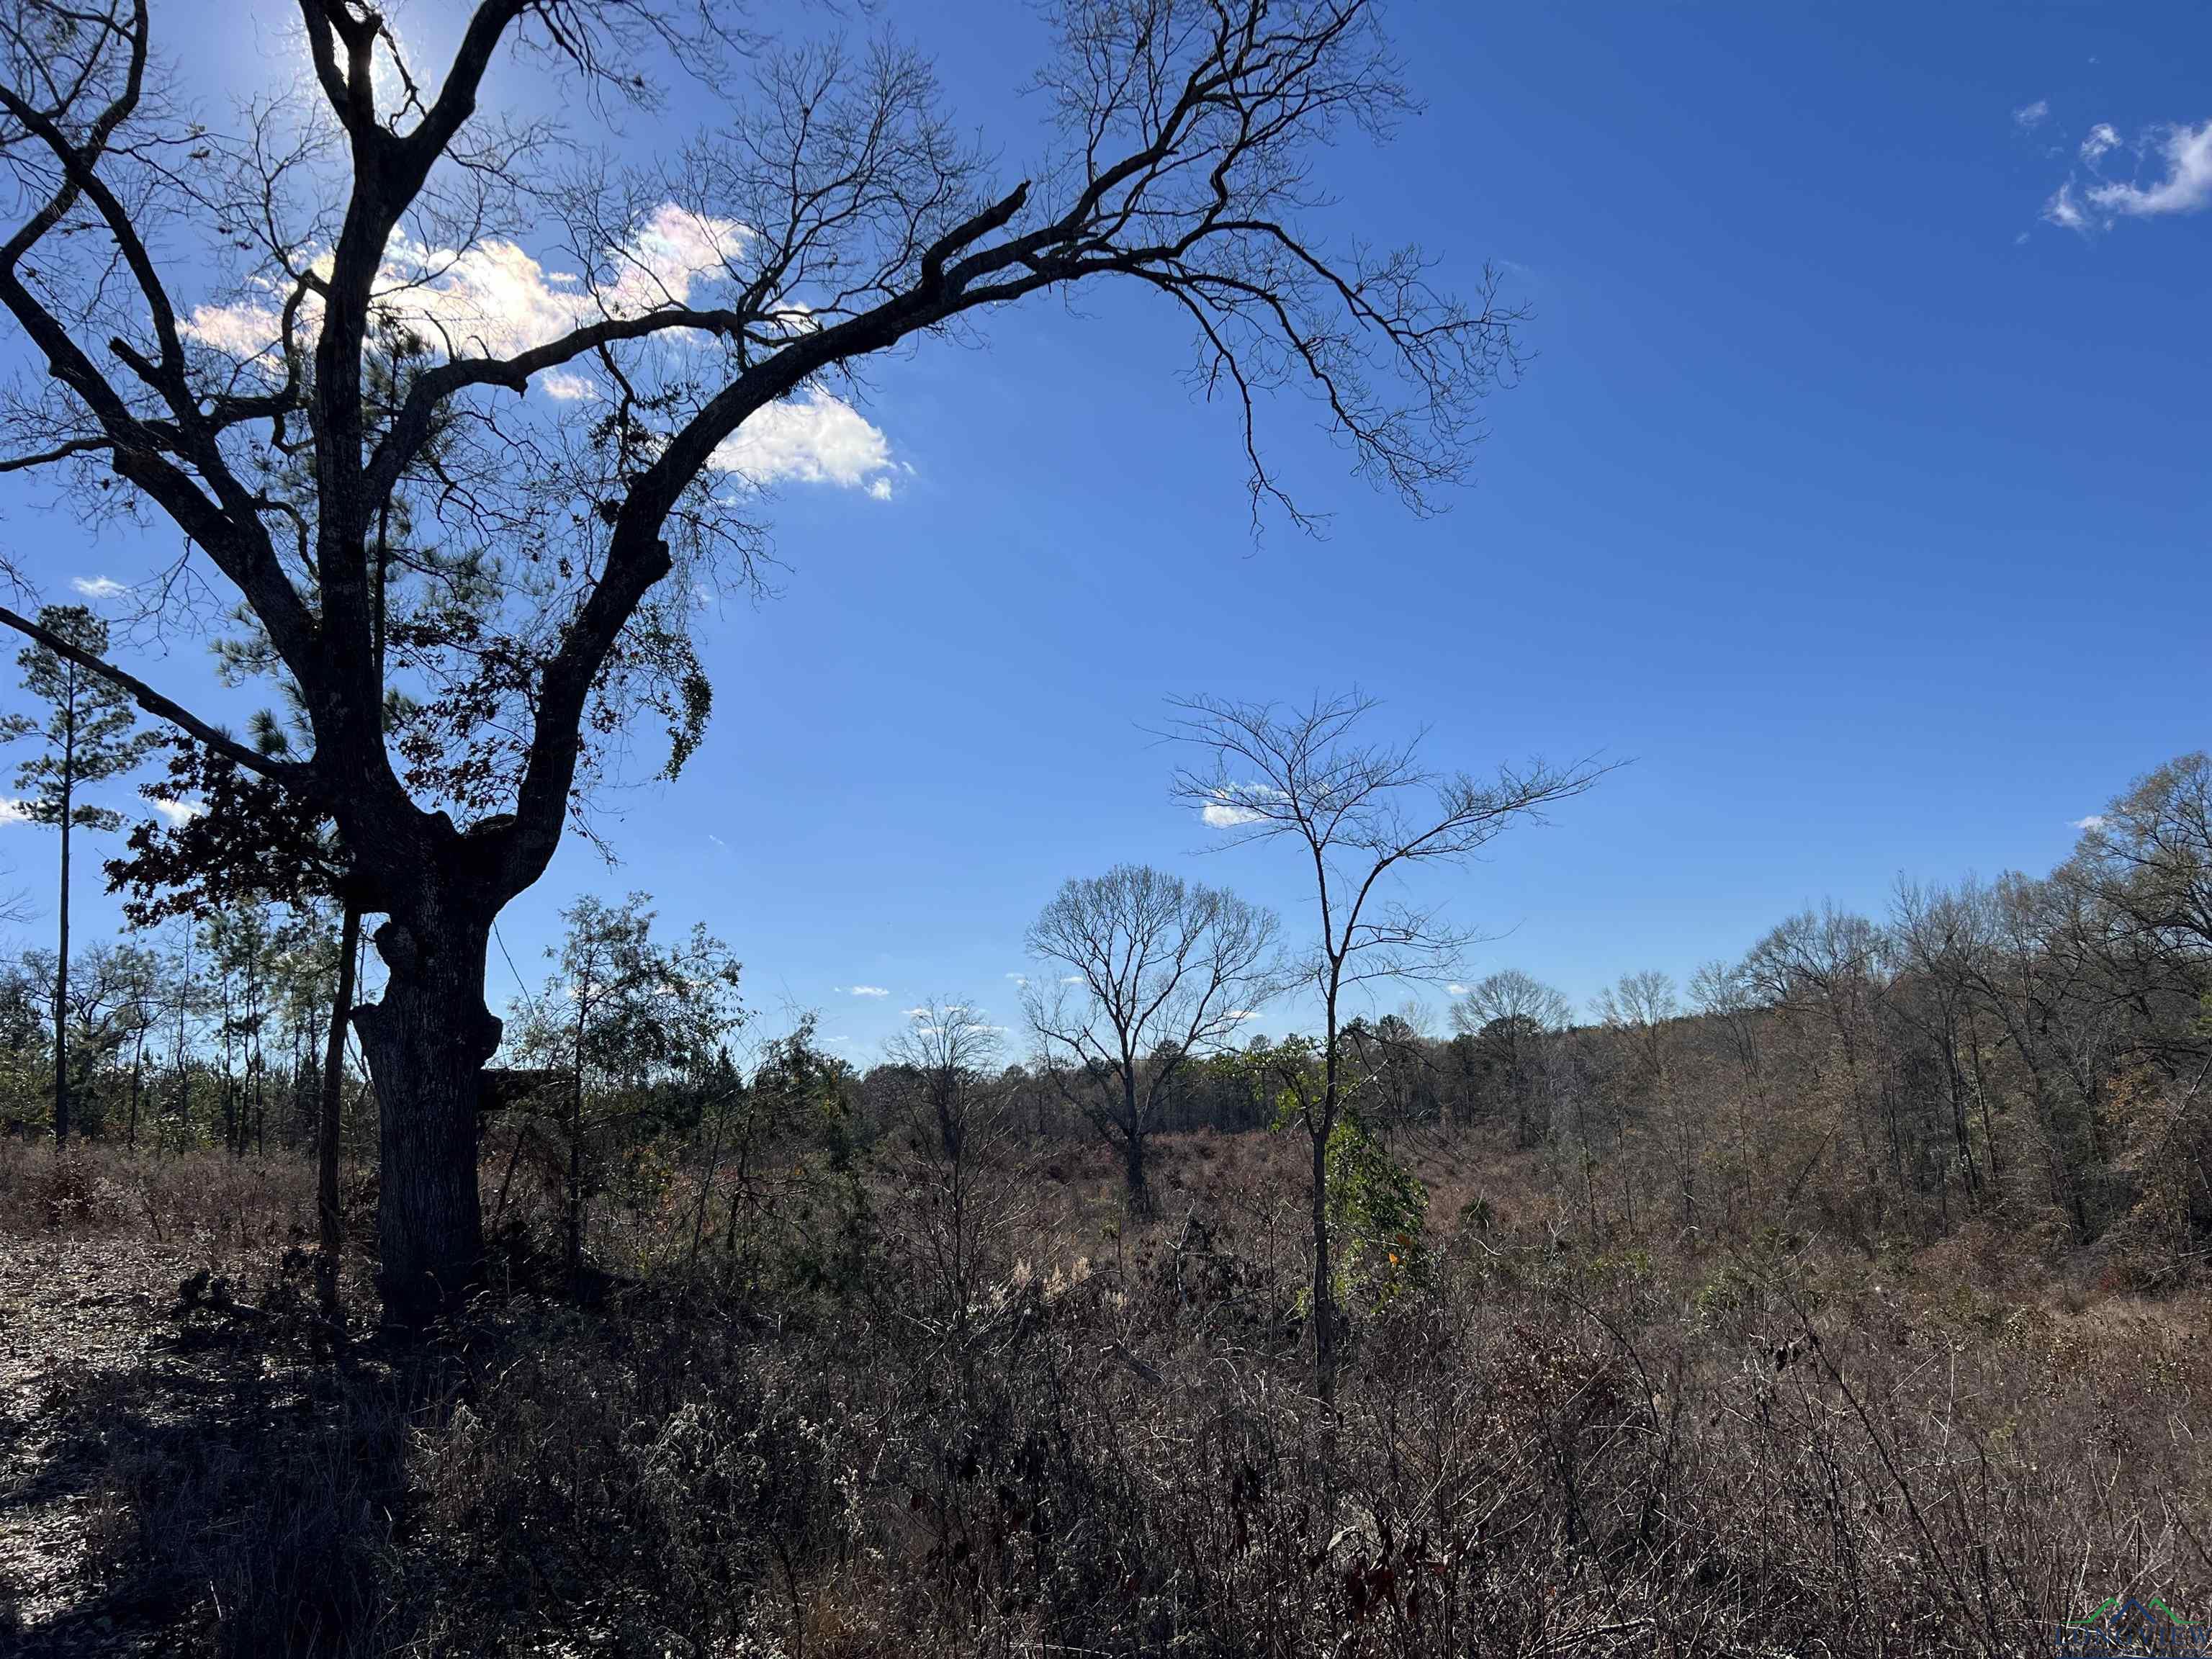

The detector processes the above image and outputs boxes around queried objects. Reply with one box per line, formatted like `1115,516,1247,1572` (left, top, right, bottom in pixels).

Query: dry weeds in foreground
0,1136,2206,1656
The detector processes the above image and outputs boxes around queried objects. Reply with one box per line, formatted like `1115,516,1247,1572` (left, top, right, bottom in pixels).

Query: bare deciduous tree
1165,691,1610,1398
884,997,1016,1337
1024,863,1278,1210
0,0,1524,1322
1449,967,1570,1144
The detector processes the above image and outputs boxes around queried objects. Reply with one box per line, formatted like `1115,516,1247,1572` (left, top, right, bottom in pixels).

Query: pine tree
1,605,157,1141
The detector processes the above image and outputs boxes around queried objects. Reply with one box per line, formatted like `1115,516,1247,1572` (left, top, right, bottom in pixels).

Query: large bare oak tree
0,0,1522,1323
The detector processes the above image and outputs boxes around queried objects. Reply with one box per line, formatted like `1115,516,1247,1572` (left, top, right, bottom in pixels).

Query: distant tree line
0,902,372,1161
0,614,2202,1316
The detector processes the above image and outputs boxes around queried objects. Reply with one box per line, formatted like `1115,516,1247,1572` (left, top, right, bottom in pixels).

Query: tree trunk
317,901,361,1321
53,768,71,1144
1310,1116,1336,1404
1120,1071,1152,1215
354,904,501,1330
1123,1128,1149,1215
126,1037,143,1149
566,1002,587,1285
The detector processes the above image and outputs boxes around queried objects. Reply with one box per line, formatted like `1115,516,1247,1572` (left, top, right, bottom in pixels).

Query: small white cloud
1004,972,1027,985
866,477,894,502
1199,782,1289,829
2042,182,2088,230
2013,99,2050,130
706,832,729,850
2044,118,2212,233
1447,984,1473,997
710,387,896,493
1202,782,1287,829
71,575,127,600
2084,119,2212,218
2072,814,2109,832
1059,975,1083,984
537,369,598,401
902,1007,930,1018
1226,1010,1259,1022
150,798,204,827
0,798,33,826
845,985,889,997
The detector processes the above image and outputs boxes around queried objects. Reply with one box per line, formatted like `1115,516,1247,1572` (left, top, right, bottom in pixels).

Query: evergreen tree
1,606,156,1141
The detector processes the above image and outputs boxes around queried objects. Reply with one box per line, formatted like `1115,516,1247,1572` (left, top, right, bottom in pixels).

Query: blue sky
0,3,2206,1059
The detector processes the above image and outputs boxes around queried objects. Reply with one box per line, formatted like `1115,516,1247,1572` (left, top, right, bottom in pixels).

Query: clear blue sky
1,3,2206,1059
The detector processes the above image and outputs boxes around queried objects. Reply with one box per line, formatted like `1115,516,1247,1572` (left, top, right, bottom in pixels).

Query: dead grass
1,1130,2207,1655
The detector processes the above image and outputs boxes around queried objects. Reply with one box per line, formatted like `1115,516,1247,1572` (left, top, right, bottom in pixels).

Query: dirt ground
0,1234,349,1656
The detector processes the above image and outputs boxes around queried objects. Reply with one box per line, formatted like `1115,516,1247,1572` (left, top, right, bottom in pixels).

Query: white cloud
2013,99,2050,130
1226,1010,1260,1022
0,799,33,826
845,985,889,997
1004,972,1027,985
902,1007,930,1018
1447,984,1473,997
71,575,127,601
2080,122,2121,162
181,207,897,493
1199,782,1289,829
2072,814,2109,832
710,387,896,494
150,798,204,827
1059,975,1083,984
2044,119,2212,233
2084,120,2212,217
2042,182,2088,230
537,369,598,401
185,203,749,367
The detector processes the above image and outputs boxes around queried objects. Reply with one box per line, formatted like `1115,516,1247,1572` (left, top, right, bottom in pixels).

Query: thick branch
0,604,307,785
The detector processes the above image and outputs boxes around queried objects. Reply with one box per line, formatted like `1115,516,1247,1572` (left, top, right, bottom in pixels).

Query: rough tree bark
316,899,361,1321
351,897,502,1326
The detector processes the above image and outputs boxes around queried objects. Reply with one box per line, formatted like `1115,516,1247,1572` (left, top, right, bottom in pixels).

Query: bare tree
884,997,1015,1336
1024,863,1278,1210
0,1,1524,1322
1165,691,1610,1398
1593,968,1683,1233
1688,955,1778,1228
1449,967,1570,1145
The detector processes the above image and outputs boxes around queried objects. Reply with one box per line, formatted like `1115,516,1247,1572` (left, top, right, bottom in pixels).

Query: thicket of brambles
3,750,2207,1655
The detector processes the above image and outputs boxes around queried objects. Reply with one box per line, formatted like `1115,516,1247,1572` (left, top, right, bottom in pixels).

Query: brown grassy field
1,1132,2208,1657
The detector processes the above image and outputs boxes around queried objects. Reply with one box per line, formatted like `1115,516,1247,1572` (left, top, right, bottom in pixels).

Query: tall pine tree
3,605,156,1141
